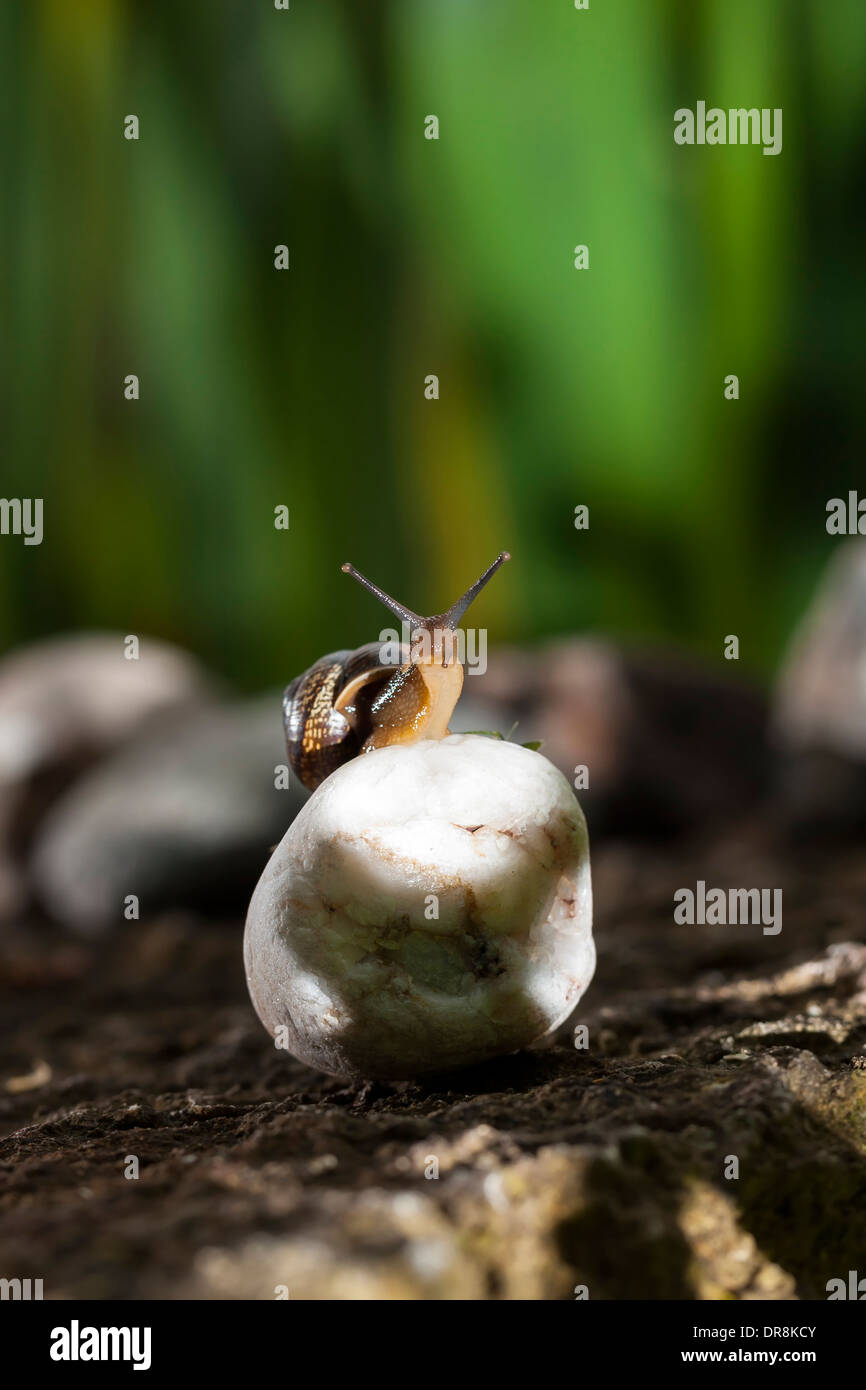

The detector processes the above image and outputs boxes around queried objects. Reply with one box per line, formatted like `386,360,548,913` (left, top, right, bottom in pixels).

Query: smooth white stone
244,734,594,1078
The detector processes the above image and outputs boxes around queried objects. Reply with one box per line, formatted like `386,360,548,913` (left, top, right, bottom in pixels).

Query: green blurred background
1,0,864,690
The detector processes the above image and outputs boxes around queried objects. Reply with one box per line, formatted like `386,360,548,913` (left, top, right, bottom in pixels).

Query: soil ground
2,823,865,1299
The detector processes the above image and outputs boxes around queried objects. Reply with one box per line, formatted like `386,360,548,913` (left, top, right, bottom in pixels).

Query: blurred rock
475,639,769,836
0,634,216,916
773,540,866,836
32,695,306,934
446,693,509,737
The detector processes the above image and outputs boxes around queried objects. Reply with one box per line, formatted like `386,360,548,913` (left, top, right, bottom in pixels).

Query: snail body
283,554,509,791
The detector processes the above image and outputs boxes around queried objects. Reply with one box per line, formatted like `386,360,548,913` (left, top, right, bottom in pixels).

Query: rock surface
2,830,864,1299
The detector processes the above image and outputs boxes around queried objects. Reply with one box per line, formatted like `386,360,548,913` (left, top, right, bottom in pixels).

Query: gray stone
773,540,866,836
0,633,215,918
32,695,307,933
475,639,768,835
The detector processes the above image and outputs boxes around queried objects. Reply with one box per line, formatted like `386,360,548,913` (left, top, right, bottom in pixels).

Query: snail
283,552,510,791
246,552,594,1080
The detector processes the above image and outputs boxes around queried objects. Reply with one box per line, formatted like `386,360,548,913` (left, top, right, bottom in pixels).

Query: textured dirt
1,821,865,1300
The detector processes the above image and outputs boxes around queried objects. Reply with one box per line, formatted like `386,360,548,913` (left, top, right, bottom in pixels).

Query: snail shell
284,643,408,792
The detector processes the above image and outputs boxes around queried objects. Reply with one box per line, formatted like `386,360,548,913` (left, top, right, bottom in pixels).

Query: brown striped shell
283,643,425,792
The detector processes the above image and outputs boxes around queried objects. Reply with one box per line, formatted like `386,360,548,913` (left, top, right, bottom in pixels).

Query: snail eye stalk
342,551,511,631
444,552,510,629
341,563,422,628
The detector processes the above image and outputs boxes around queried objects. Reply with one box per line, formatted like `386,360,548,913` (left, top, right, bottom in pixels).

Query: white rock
244,734,593,1078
